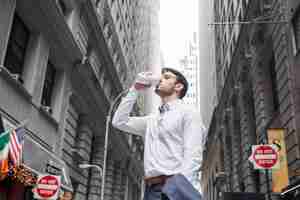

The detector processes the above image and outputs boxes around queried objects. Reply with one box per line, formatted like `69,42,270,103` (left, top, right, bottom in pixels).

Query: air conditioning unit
41,105,52,114
10,73,24,84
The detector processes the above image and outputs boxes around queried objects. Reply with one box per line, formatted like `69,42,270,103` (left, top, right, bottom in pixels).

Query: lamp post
101,89,129,200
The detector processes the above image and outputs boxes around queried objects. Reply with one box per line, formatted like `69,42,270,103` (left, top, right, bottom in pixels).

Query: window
223,65,227,83
57,0,68,15
70,178,79,196
41,62,57,110
292,7,300,55
241,0,247,13
231,3,234,18
233,0,238,11
119,22,123,31
4,14,30,81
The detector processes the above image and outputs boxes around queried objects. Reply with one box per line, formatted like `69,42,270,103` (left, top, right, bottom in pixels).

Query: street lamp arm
78,164,103,176
108,89,129,116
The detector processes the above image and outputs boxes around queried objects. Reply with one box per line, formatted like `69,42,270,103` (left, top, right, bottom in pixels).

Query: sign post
33,174,61,200
249,145,279,170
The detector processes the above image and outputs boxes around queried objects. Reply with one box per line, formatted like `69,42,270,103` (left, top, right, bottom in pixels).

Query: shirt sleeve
180,110,206,184
112,87,148,137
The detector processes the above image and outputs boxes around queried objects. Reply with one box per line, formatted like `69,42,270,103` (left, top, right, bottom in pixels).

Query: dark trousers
144,184,169,200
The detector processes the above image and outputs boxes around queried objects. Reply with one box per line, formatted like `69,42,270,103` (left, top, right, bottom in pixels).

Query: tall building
179,33,200,109
0,0,159,199
198,0,217,128
202,0,300,199
140,0,161,114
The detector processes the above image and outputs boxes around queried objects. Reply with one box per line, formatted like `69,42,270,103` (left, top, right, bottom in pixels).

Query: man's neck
160,94,178,104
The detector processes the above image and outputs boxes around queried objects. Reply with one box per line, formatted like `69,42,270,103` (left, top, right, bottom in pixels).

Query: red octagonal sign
249,145,279,169
36,175,60,199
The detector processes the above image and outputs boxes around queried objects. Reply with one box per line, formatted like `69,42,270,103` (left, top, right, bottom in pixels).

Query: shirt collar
158,99,182,113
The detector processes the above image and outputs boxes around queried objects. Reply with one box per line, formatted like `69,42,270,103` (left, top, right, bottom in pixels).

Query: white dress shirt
112,88,206,189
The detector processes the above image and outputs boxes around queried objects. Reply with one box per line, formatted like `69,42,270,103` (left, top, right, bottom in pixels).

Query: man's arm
112,87,148,137
180,110,206,185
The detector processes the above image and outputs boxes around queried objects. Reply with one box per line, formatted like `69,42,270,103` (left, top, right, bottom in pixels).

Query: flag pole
15,119,29,130
0,114,4,133
0,115,29,134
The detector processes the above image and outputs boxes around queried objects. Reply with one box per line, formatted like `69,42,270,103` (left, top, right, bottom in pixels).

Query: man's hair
162,68,188,99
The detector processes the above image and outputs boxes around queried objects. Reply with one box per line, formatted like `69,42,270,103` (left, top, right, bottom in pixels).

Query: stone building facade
198,0,217,128
202,0,300,199
0,0,159,199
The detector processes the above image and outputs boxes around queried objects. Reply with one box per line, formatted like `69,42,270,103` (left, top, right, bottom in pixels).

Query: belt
144,175,173,186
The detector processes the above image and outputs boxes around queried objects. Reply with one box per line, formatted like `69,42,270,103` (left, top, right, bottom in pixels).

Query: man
59,191,73,200
112,68,205,200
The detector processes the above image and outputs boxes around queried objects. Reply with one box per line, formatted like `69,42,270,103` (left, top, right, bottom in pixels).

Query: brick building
0,0,159,199
201,0,300,199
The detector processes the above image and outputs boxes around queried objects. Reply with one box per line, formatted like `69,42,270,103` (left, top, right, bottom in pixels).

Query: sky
159,0,199,69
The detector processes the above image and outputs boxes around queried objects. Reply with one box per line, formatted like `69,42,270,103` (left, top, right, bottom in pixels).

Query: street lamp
70,89,129,200
101,89,129,200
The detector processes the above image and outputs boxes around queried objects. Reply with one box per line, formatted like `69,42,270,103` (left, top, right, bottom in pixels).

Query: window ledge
0,66,32,100
39,105,59,128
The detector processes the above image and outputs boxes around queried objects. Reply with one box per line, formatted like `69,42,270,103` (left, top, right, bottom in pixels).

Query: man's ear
174,83,184,93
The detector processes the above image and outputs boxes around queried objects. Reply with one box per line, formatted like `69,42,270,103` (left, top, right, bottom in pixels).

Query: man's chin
154,88,160,95
154,87,162,96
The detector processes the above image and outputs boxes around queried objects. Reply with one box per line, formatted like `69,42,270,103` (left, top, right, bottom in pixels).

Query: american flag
9,127,25,166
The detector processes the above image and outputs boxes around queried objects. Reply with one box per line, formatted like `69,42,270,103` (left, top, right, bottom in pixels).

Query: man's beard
154,85,174,97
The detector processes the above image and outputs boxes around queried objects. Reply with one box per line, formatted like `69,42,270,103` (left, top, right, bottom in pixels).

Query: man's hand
134,72,155,90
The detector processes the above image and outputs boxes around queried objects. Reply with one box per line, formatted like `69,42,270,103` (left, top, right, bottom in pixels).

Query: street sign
33,174,61,200
249,145,279,169
46,160,62,176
